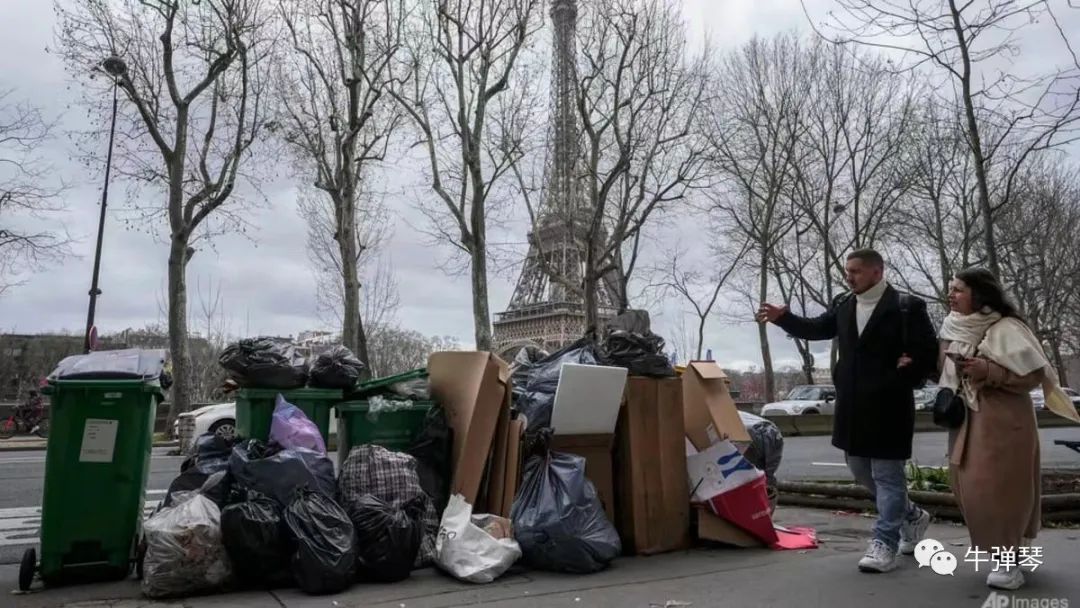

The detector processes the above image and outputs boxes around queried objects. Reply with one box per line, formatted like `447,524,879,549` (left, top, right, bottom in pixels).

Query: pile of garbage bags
219,338,365,390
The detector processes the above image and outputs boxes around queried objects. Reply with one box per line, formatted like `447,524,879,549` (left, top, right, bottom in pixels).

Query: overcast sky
1,1,1076,371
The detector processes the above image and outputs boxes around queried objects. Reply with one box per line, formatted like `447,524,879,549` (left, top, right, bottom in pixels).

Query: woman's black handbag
933,387,966,428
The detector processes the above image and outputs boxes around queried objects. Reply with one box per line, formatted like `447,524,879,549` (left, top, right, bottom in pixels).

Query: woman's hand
958,357,990,382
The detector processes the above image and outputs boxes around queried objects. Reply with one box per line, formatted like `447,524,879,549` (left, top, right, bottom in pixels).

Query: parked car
174,402,237,453
760,385,836,416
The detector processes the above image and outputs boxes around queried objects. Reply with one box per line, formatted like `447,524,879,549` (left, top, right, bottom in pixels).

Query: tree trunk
470,243,493,351
758,247,776,403
1051,337,1069,387
696,316,705,361
166,236,192,427
584,237,600,332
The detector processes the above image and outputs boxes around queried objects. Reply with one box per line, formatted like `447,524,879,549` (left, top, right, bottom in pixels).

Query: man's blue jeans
845,454,920,551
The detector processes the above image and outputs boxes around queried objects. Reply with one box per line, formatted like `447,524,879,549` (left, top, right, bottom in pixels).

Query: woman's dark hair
954,267,1022,319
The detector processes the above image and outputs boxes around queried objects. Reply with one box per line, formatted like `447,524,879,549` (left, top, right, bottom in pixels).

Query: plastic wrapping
337,445,440,568
284,489,357,595
49,348,168,381
598,310,675,378
219,337,308,389
510,452,621,574
407,405,454,515
270,394,327,454
142,491,232,598
388,378,431,400
229,439,336,507
309,346,366,389
220,490,294,588
366,395,413,420
436,494,521,583
347,494,424,582
512,337,599,433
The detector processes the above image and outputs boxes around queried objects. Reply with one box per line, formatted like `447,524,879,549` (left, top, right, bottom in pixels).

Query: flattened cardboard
486,401,513,514
500,416,527,517
428,351,511,505
551,433,616,522
615,377,691,556
551,363,628,434
682,361,750,449
694,505,765,548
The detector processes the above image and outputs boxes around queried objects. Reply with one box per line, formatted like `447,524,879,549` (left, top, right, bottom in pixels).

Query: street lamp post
84,56,127,353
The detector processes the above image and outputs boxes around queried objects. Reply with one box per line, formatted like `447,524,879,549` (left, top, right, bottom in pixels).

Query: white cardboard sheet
550,363,628,435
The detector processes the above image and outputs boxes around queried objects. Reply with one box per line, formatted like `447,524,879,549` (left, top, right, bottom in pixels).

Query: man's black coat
775,284,938,460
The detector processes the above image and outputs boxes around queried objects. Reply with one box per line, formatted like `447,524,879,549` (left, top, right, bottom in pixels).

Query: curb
0,440,180,453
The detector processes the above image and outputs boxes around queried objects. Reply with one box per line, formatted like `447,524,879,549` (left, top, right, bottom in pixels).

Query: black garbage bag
513,336,599,433
738,411,784,493
510,452,621,574
181,433,237,474
229,439,336,507
346,494,424,583
219,337,308,389
164,469,232,511
598,310,675,378
283,489,356,595
406,405,454,515
308,346,366,389
337,445,439,568
221,490,294,588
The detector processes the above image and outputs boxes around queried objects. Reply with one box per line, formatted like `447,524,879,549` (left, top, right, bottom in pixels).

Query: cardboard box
682,361,749,450
428,352,511,505
551,433,616,522
693,505,765,548
500,416,527,517
614,376,691,555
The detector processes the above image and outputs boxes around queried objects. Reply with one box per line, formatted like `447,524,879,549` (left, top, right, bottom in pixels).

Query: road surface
1,428,1077,565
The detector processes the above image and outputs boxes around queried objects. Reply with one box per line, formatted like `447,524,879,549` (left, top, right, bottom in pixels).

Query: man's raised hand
756,303,787,324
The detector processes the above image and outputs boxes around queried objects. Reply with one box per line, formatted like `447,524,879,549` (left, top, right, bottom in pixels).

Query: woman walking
938,268,1073,590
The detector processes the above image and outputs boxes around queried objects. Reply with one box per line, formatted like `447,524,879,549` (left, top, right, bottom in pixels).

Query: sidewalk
5,507,1078,608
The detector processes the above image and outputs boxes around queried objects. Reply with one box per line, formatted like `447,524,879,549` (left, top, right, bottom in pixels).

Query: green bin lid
236,387,344,398
336,399,433,413
350,368,428,397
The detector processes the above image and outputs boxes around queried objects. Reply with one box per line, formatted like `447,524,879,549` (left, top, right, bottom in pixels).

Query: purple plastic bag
270,394,327,455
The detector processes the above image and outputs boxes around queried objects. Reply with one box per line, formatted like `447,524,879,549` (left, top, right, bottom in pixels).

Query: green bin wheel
18,547,35,591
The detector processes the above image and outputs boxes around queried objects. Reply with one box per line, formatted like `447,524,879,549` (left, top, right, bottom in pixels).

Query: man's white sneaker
987,567,1025,590
899,508,931,555
858,539,898,573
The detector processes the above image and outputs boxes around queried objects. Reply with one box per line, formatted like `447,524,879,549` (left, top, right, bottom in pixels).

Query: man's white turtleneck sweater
855,279,888,336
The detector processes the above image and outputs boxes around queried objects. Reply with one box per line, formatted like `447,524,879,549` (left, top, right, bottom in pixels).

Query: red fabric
771,526,818,550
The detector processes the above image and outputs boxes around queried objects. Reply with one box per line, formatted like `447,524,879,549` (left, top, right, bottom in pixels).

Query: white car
174,402,237,453
760,385,837,417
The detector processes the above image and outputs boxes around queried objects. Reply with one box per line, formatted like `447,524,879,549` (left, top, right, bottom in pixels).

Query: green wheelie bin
335,369,433,466
234,387,342,445
21,377,162,590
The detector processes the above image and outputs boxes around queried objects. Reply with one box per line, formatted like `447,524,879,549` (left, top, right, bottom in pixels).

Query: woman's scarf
939,310,1001,411
978,317,1080,423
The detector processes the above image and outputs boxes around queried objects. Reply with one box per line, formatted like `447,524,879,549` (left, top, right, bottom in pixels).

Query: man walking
757,249,938,573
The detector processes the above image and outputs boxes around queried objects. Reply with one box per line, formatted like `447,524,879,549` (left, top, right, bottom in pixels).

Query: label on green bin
79,418,119,463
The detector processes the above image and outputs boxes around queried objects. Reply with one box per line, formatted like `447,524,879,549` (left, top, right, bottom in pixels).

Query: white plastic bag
435,494,521,583
142,491,232,598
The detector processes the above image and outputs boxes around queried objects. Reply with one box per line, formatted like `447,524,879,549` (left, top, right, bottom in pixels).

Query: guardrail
766,409,1079,437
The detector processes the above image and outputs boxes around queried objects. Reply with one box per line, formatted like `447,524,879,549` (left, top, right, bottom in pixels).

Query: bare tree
651,235,751,360
276,0,406,370
366,325,458,377
704,34,811,402
56,0,274,422
388,0,544,350
811,0,1080,276
0,89,70,295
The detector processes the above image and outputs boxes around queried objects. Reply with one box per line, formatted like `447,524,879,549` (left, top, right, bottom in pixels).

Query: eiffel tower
492,0,617,357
